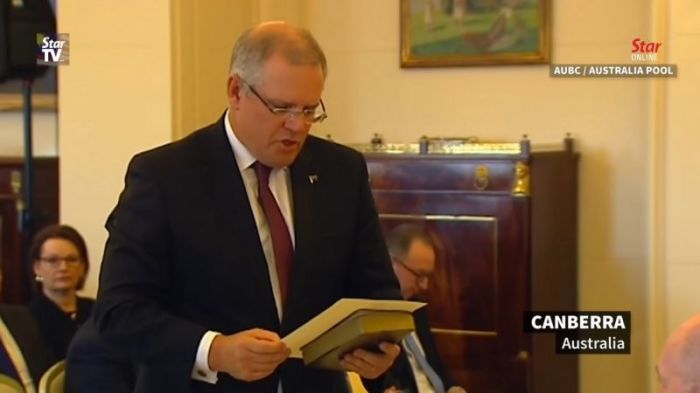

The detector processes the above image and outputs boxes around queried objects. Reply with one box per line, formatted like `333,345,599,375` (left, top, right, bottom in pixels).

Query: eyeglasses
391,256,434,286
39,256,82,267
243,80,328,124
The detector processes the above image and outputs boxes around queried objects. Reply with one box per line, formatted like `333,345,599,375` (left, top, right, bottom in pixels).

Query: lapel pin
308,175,318,184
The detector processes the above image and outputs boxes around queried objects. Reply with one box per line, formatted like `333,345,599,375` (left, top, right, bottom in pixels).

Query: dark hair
29,224,90,290
386,224,435,259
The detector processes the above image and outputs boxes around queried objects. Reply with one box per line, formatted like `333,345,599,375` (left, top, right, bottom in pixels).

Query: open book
282,298,426,371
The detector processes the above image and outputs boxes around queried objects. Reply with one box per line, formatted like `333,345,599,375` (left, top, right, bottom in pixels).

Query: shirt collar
224,109,294,177
223,109,258,173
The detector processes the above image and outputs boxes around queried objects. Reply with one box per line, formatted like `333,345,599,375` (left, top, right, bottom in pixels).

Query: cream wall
304,1,650,392
57,0,295,301
169,0,306,138
0,112,57,156
171,0,255,137
663,0,700,347
59,0,175,296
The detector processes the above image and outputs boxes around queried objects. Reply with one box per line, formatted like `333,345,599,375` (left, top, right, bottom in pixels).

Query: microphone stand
21,79,34,243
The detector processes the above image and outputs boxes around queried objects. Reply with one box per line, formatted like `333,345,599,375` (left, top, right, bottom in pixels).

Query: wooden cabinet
359,139,578,393
0,157,59,304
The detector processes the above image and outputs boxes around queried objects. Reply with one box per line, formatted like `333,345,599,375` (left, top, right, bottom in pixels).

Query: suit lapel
200,127,325,331
198,119,279,328
282,143,322,330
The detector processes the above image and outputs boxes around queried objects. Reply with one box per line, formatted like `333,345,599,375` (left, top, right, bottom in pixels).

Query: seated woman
29,224,95,360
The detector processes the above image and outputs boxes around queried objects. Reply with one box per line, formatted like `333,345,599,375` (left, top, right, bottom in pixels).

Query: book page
282,298,426,358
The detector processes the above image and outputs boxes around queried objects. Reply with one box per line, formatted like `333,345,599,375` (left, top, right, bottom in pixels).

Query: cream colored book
282,298,426,371
301,309,415,370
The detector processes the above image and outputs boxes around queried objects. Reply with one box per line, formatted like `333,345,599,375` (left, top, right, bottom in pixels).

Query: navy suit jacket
94,116,401,393
384,307,455,393
65,317,136,393
0,305,54,386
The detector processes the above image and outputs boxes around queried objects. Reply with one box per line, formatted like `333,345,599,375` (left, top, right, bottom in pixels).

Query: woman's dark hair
29,224,90,290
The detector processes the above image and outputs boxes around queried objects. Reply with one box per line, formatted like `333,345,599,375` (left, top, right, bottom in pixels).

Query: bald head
659,314,700,392
229,21,327,87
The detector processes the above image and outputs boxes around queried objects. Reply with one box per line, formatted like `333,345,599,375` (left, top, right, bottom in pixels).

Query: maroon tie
254,162,294,303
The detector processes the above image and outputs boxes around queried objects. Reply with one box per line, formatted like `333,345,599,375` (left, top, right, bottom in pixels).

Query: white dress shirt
403,332,437,393
191,111,295,386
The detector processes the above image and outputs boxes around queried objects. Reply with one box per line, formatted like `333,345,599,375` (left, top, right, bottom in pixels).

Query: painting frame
400,0,551,67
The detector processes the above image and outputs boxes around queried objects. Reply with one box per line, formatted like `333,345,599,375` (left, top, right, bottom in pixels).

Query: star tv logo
631,37,661,61
37,33,70,66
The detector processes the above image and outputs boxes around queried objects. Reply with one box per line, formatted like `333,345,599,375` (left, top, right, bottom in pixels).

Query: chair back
38,361,65,393
0,373,23,393
346,372,369,393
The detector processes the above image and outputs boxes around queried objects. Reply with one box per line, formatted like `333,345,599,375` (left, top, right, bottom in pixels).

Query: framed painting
400,0,551,67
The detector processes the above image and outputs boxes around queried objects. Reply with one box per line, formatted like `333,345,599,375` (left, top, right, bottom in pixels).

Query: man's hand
208,328,290,382
340,341,401,379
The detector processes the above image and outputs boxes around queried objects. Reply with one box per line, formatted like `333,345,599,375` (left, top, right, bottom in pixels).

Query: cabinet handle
512,162,530,196
515,350,529,361
474,165,489,190
10,170,24,230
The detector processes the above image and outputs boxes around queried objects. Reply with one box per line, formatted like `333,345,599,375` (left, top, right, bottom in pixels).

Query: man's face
228,53,325,168
392,239,436,300
658,344,699,393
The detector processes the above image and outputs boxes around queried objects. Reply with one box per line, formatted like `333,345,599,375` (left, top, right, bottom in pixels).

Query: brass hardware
370,133,384,150
419,135,429,154
350,142,522,155
351,143,420,154
440,142,521,155
515,350,529,361
10,170,24,214
379,213,495,222
10,170,21,194
512,162,530,196
474,165,489,191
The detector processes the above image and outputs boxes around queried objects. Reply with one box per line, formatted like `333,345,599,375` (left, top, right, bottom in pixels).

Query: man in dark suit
384,225,466,393
92,21,401,393
0,304,54,392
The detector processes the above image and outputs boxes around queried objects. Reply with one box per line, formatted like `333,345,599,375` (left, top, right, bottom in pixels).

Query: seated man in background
658,313,700,393
0,304,54,393
383,224,466,393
